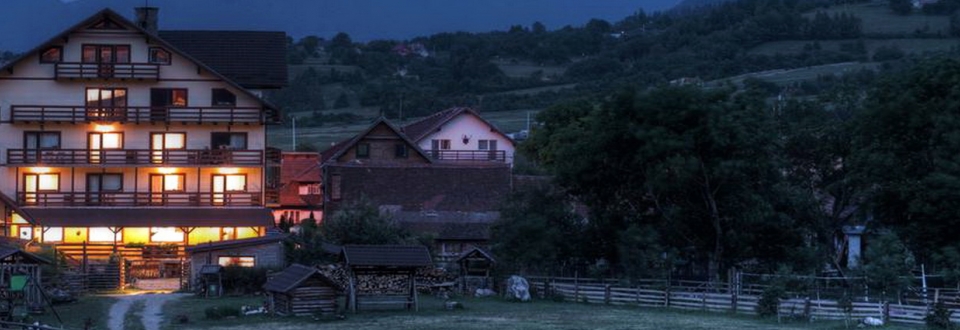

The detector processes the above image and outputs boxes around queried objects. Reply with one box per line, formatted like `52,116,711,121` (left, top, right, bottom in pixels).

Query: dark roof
341,245,432,268
455,246,496,264
23,207,274,228
321,117,433,165
263,263,339,293
398,220,492,241
0,9,279,115
200,264,223,275
321,242,343,255
186,233,289,253
0,246,50,264
402,107,515,145
159,30,288,89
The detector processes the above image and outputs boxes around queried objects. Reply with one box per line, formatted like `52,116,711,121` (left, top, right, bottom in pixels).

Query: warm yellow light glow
217,168,240,175
94,124,115,132
29,167,51,174
157,167,177,174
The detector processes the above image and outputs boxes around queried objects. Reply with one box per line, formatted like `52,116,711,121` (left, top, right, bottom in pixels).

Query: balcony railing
54,62,160,80
19,192,263,207
429,150,506,162
10,105,269,124
7,149,265,166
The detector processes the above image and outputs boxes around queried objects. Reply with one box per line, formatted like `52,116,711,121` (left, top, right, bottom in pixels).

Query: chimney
135,7,159,35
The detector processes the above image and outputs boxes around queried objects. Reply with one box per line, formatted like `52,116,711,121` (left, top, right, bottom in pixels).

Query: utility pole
291,116,297,150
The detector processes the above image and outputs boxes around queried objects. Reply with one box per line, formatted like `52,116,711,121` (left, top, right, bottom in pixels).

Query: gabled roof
455,246,496,264
0,8,279,113
263,263,340,293
278,152,321,206
159,31,288,89
341,245,432,268
320,117,433,165
0,246,50,264
402,107,515,146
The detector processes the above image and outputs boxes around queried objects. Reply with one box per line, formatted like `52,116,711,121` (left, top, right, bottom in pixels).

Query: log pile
315,265,458,295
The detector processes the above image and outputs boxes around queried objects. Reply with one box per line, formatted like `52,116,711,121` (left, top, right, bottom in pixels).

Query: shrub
756,285,785,317
926,301,955,330
204,306,242,320
220,266,269,295
204,307,223,320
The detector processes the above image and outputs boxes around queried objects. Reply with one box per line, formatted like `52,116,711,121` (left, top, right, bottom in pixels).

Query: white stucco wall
0,24,269,200
415,112,516,164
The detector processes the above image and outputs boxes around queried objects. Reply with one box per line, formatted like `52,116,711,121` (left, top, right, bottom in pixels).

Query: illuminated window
150,227,183,242
85,88,127,120
150,132,186,163
148,47,171,65
81,45,130,63
88,132,123,163
218,256,255,267
299,183,320,195
89,228,120,242
25,173,60,202
18,226,32,240
42,227,63,242
150,173,185,205
213,174,246,205
222,227,236,240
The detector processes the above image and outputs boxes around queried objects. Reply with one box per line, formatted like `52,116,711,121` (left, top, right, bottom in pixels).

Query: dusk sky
0,0,677,52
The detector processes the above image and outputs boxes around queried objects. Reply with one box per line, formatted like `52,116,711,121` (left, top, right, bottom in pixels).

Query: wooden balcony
54,62,160,80
429,150,506,162
7,149,265,166
19,191,263,207
10,105,270,124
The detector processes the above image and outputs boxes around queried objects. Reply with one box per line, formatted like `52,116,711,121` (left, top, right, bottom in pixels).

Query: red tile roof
279,152,321,207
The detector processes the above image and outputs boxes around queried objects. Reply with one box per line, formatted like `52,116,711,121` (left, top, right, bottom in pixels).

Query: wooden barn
263,264,340,316
341,245,432,312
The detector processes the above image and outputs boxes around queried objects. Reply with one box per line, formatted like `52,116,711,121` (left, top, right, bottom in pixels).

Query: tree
853,58,960,260
490,186,584,275
857,231,915,297
334,92,350,109
890,0,913,15
320,196,409,245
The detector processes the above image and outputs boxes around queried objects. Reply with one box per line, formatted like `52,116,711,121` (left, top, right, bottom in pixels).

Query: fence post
665,282,671,308
605,284,611,305
882,301,889,324
732,286,739,314
574,272,580,303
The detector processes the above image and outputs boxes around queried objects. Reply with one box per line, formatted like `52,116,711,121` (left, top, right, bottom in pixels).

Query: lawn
167,296,919,330
31,295,114,329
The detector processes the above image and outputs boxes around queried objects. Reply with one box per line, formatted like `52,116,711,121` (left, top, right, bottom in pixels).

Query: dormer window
148,47,171,65
39,46,62,64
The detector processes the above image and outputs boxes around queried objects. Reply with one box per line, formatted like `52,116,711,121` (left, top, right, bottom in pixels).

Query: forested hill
267,0,960,151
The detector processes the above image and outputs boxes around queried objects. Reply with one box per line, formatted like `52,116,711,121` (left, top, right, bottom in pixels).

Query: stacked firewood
315,265,459,295
416,267,458,286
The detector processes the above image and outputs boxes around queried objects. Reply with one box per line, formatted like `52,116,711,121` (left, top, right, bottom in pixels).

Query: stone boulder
507,275,531,301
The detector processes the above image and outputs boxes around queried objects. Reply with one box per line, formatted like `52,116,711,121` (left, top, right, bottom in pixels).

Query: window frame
39,46,62,64
148,47,171,65
217,256,256,267
394,144,408,158
86,173,124,192
211,132,248,150
329,174,342,201
211,88,237,107
24,173,60,193
356,143,370,159
23,131,61,150
212,174,248,192
81,44,131,63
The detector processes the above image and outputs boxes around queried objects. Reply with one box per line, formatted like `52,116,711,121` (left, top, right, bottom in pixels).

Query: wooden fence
526,276,960,326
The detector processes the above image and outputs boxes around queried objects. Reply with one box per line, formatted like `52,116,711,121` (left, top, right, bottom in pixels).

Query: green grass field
804,2,950,35
170,296,917,330
749,38,960,57
32,295,114,329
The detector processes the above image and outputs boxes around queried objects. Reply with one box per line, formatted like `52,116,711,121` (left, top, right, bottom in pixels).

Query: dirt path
108,293,186,330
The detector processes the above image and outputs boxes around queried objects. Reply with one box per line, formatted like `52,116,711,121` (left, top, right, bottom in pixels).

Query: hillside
267,0,960,152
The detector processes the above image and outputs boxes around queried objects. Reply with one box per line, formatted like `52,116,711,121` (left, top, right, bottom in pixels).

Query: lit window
150,227,183,242
151,132,186,163
299,183,320,195
163,175,184,191
18,226,32,240
218,256,255,267
148,47,171,65
89,227,120,242
42,227,63,242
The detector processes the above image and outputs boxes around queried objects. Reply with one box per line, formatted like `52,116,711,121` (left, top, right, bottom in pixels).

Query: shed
455,247,495,294
340,245,432,312
185,234,288,289
263,264,340,316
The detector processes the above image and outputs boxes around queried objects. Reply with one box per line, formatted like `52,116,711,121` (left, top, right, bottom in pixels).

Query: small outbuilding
263,264,341,316
456,246,495,294
341,245,432,312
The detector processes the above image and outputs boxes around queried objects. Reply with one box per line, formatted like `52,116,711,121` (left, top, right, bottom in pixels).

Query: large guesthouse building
0,8,285,267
